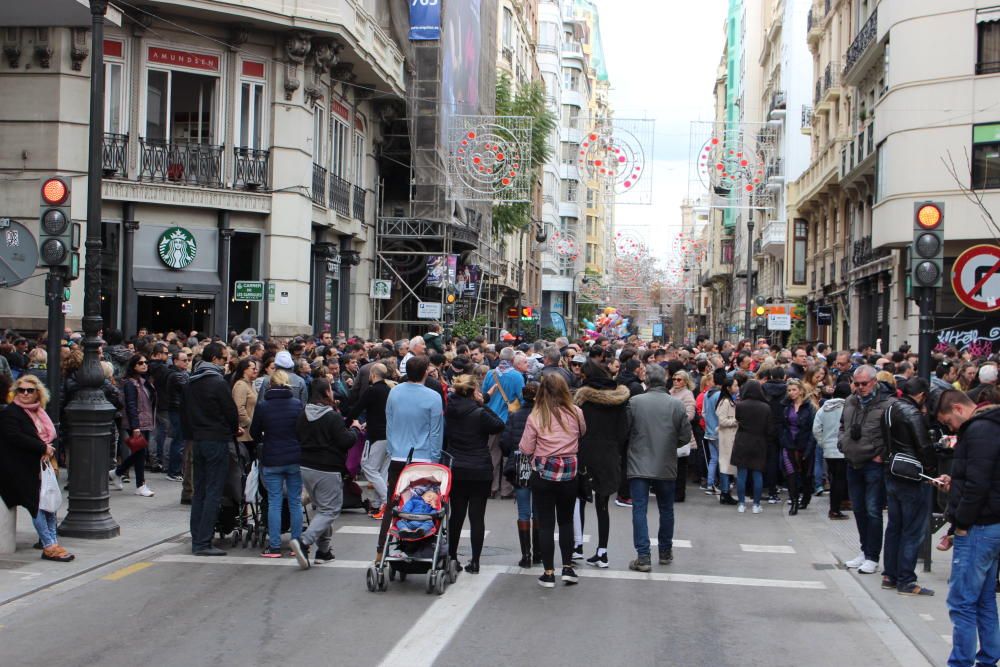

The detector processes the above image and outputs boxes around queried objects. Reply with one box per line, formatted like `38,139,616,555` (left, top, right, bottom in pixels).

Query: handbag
125,431,148,454
504,451,533,487
492,371,521,414
39,460,62,514
889,453,935,483
244,460,259,503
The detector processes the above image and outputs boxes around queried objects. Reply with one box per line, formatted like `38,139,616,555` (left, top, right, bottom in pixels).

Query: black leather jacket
882,395,935,476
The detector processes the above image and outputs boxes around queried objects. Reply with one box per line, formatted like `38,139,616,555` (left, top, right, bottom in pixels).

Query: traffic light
520,306,534,320
753,295,767,317
911,201,944,288
38,176,80,275
444,284,458,314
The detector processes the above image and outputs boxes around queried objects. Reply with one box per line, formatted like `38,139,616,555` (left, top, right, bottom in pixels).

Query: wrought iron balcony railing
312,163,327,206
352,185,366,221
844,10,877,78
102,132,128,178
138,139,223,188
330,174,351,217
233,147,269,190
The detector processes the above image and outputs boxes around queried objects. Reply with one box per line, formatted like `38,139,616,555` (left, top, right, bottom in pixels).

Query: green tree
788,297,807,346
492,72,557,236
452,315,488,340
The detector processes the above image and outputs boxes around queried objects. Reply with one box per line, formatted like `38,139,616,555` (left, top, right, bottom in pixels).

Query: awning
133,268,220,296
0,0,122,27
977,6,1000,23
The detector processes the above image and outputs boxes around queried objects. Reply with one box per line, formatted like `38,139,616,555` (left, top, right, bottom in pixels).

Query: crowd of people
0,326,998,665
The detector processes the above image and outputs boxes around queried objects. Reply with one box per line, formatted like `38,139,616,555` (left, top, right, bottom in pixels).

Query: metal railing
852,235,890,268
352,185,366,221
233,147,269,190
823,61,841,95
977,60,1000,75
330,173,351,217
807,8,814,32
844,9,878,78
801,106,813,128
312,163,327,206
138,139,223,187
814,79,822,105
770,90,786,114
102,132,128,178
841,123,875,177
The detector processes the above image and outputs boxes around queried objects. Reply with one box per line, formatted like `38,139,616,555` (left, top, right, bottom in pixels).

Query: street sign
417,302,442,319
767,313,791,330
0,218,39,287
234,280,264,301
370,279,391,300
652,323,663,337
952,244,1000,312
61,301,72,314
816,305,833,326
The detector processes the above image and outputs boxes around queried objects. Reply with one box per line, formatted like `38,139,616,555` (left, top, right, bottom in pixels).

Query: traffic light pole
918,286,935,382
44,270,66,428
60,0,120,539
744,218,755,339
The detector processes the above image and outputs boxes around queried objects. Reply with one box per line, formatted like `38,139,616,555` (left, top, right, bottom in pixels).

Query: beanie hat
275,350,294,369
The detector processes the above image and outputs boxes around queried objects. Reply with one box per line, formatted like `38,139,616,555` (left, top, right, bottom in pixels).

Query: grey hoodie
812,398,846,460
304,403,333,422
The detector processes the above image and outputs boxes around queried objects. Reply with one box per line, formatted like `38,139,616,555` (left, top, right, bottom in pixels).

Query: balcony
807,6,824,45
844,9,878,83
352,185,366,221
852,235,890,269
753,238,764,259
330,174,351,217
801,106,813,134
760,219,786,256
819,61,842,106
768,91,787,121
765,158,784,190
232,147,269,190
138,139,223,188
562,41,583,58
102,132,128,178
312,163,327,206
840,122,876,180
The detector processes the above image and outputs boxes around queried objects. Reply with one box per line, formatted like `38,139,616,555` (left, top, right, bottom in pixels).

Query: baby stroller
366,453,455,595
242,456,311,550
216,440,253,548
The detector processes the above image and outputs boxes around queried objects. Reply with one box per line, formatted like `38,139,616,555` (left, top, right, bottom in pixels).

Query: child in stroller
395,486,441,539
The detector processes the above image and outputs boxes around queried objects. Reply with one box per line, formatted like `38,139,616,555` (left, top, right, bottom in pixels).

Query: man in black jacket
761,367,788,504
147,342,172,472
290,378,360,570
183,343,240,556
881,377,936,595
164,350,190,482
935,390,1000,667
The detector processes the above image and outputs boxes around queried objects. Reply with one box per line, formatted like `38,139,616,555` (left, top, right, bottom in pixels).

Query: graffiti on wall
935,326,1000,356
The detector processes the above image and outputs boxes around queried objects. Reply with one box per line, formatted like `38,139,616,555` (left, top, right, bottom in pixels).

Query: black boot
789,496,799,516
517,520,532,568
531,520,542,564
719,493,738,506
787,474,800,516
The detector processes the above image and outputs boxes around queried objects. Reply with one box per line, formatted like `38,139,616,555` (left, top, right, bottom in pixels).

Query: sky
595,0,728,262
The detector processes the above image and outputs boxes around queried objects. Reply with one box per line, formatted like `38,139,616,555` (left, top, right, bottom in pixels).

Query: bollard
0,505,16,555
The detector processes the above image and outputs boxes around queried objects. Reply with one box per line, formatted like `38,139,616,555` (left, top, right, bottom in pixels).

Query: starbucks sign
157,226,197,269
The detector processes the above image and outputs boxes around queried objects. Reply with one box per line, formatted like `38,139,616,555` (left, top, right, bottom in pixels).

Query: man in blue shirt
482,346,525,497
375,355,442,563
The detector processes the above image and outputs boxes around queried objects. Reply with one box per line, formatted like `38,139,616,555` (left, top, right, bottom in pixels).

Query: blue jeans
514,486,533,521
883,476,932,589
629,478,675,557
32,510,58,548
813,453,826,491
705,439,719,488
736,468,763,505
948,523,1000,667
154,412,169,461
189,439,230,552
262,464,303,549
167,411,185,477
846,461,886,562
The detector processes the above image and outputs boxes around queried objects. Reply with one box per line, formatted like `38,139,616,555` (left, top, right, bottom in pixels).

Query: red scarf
15,396,57,446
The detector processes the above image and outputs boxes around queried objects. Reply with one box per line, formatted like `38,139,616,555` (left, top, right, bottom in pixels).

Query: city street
0,475,954,667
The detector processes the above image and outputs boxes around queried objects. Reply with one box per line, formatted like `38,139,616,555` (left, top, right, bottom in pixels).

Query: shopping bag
244,460,259,503
39,461,62,513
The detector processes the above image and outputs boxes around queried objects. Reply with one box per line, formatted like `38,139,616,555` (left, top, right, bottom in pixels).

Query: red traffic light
41,177,69,205
916,203,942,229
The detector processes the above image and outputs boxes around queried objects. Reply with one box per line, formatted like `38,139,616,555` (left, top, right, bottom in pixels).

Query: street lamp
60,0,120,539
744,214,755,340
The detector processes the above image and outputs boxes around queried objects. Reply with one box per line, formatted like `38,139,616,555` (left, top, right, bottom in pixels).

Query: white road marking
336,525,489,539
553,533,590,543
378,571,498,667
740,544,797,554
650,538,692,548
940,635,952,645
153,554,826,590
919,613,934,622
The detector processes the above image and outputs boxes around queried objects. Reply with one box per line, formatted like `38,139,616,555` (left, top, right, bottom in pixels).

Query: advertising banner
409,0,442,40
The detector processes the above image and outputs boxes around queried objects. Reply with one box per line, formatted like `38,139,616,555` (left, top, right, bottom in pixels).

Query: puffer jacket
780,399,816,455
575,381,631,495
837,387,895,468
946,405,1000,530
883,395,935,475
761,380,788,446
731,381,774,472
444,394,505,480
250,387,303,467
812,398,845,460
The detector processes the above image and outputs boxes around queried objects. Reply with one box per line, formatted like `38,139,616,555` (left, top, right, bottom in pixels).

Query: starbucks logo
157,227,197,269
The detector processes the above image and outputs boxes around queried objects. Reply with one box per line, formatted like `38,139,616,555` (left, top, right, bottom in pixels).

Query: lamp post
60,0,120,539
744,215,755,340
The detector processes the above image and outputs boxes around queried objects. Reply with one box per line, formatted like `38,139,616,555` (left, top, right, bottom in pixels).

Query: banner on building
409,0,442,40
458,264,480,296
426,255,458,287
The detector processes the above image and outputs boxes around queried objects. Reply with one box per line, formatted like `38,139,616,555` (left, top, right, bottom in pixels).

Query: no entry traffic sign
952,244,1000,312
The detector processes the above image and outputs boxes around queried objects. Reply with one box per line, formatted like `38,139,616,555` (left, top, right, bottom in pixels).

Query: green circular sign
157,226,197,269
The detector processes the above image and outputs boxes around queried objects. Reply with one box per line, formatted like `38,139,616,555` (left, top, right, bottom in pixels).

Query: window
538,21,558,51
586,243,595,264
313,106,324,164
561,104,580,129
562,179,579,202
354,131,364,184
977,17,1000,75
144,48,220,144
586,188,595,207
104,40,125,134
329,115,349,177
562,68,580,92
586,216,596,236
238,60,266,150
502,8,513,49
561,142,579,165
793,219,808,284
973,123,1000,189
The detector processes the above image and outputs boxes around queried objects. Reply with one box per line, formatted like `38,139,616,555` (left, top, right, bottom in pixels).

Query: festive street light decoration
448,115,532,202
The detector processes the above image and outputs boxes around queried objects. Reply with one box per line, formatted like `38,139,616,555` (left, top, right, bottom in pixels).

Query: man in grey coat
626,364,693,572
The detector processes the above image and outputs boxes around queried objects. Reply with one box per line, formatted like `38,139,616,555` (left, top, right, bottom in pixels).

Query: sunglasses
672,378,685,382
16,386,37,394
136,360,148,365
853,379,874,387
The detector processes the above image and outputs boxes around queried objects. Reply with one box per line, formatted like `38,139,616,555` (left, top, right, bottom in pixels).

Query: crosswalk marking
336,525,489,539
740,544,796,554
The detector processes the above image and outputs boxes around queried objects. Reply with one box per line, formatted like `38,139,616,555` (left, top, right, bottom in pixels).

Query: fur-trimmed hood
574,383,631,407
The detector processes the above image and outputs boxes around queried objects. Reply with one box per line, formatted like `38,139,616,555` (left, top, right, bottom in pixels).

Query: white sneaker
752,504,762,514
858,559,879,574
109,469,123,491
845,551,866,569
135,485,155,497
737,503,746,513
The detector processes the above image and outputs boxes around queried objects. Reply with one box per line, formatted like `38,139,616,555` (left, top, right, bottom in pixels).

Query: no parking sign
952,244,1000,312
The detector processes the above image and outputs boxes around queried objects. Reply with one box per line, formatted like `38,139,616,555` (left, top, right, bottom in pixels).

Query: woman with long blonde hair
519,373,586,588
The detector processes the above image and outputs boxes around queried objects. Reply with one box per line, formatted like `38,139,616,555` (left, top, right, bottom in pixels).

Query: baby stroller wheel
389,568,397,582
448,559,459,584
398,570,408,582
377,570,389,592
366,567,377,592
231,530,241,548
425,571,436,594
435,572,447,596
242,531,251,549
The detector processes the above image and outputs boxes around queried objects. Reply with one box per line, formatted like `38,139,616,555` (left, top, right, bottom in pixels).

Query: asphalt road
0,489,935,667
